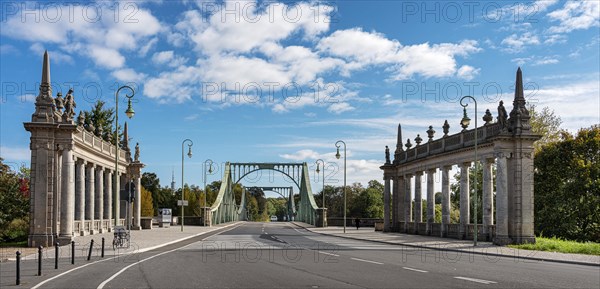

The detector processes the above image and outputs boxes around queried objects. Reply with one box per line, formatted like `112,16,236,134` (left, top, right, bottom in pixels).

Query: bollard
38,246,43,276
55,242,59,269
71,241,75,264
101,237,105,258
87,239,94,261
16,251,21,285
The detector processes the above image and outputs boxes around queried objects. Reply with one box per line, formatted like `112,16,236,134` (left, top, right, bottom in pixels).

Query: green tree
0,158,30,242
528,104,563,154
534,125,600,242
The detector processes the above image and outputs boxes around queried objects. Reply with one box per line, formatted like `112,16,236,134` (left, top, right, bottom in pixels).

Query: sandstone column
441,165,451,237
134,175,142,229
396,176,405,225
414,171,423,234
494,153,510,244
391,176,398,230
383,177,391,232
59,147,75,239
426,168,435,235
403,174,413,233
105,170,113,230
459,162,471,239
482,158,494,239
85,163,95,234
95,166,104,232
75,159,86,235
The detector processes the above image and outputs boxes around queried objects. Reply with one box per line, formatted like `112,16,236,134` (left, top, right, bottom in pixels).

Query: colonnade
383,157,502,241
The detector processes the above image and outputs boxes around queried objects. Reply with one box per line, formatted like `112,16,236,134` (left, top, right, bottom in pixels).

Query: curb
291,223,600,268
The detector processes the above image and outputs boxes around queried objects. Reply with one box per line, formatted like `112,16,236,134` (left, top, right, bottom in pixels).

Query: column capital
427,168,436,174
495,151,510,159
76,158,87,165
87,162,96,169
414,171,423,176
461,161,471,168
485,157,495,164
442,164,453,171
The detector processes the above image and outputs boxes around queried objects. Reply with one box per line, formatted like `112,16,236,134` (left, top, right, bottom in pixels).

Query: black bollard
101,237,105,258
55,242,59,269
71,241,75,264
38,246,43,276
16,251,21,285
87,239,94,261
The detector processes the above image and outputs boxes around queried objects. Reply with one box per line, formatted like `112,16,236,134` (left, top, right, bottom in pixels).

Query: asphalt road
4,222,599,288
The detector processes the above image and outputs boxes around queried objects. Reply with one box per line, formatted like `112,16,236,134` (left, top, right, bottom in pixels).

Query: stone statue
497,100,508,130
54,92,64,113
63,88,76,121
134,142,140,162
385,146,390,164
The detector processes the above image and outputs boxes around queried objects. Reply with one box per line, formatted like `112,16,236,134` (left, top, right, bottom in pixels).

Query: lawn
508,237,600,256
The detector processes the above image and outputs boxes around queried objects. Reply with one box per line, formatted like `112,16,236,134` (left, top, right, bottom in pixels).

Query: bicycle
112,226,130,249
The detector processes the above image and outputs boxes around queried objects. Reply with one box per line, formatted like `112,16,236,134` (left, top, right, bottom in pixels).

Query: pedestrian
354,217,360,230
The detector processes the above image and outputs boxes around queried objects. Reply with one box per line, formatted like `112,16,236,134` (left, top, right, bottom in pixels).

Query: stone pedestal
202,207,212,226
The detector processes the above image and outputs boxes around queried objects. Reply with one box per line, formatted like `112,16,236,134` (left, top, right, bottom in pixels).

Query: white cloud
0,44,18,55
280,149,321,161
88,46,125,69
327,102,355,114
139,37,158,57
151,51,188,68
501,32,540,53
111,68,147,83
29,43,73,64
511,56,559,66
143,65,202,103
547,1,600,33
456,65,480,80
317,28,481,80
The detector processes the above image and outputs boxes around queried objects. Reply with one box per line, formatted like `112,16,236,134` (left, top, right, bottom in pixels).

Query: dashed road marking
402,267,428,273
454,277,497,284
318,251,340,257
350,257,384,265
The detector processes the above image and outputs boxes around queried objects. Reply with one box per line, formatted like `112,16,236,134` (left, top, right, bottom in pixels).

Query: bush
1,218,29,242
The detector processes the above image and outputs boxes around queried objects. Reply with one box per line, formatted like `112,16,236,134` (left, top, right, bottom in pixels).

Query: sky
1,0,599,197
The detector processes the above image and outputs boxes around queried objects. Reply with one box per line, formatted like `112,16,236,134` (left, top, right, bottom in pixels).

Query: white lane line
97,247,179,289
32,223,240,289
318,251,340,257
454,277,497,284
402,267,428,273
350,257,384,265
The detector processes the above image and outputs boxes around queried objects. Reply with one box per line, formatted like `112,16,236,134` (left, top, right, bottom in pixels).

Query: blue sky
1,0,599,196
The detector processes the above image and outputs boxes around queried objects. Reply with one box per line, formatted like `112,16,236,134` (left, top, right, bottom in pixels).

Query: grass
508,237,600,256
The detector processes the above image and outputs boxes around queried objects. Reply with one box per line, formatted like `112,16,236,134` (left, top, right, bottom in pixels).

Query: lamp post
203,159,214,226
315,159,325,208
181,139,193,232
460,95,478,246
114,85,135,228
335,141,346,233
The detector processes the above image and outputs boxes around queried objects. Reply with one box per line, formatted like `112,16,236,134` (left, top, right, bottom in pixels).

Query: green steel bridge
208,162,326,226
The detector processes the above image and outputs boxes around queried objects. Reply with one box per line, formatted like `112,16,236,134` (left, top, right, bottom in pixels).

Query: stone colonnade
381,68,539,245
25,51,144,247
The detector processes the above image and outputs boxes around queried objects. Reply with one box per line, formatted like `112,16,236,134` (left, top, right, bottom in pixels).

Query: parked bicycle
112,226,130,249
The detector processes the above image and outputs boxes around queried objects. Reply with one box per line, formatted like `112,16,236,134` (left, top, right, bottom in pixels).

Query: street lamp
460,95,478,246
315,159,325,208
181,139,193,232
335,140,346,233
203,159,214,226
114,85,135,228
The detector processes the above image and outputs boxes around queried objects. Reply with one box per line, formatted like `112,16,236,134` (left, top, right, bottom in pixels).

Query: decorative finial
426,125,435,141
442,120,450,137
508,67,531,133
77,111,84,126
415,134,422,146
405,138,412,149
483,109,493,125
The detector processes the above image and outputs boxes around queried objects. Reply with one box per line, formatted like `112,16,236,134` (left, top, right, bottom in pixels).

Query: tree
534,125,600,242
528,104,563,154
140,187,154,217
0,158,30,242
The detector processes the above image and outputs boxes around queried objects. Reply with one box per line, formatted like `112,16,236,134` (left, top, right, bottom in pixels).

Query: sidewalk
292,222,600,267
1,222,240,262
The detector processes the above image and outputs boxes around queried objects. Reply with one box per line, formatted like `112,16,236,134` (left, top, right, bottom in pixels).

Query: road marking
97,247,180,289
318,251,340,257
350,257,384,265
31,223,241,289
454,277,497,284
402,267,428,273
